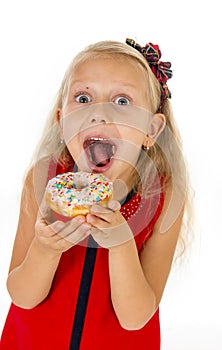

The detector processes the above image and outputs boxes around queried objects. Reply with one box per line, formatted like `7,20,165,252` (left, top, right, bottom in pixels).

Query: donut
45,171,113,217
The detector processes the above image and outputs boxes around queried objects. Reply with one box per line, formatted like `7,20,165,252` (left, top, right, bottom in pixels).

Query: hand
35,201,91,254
86,199,133,249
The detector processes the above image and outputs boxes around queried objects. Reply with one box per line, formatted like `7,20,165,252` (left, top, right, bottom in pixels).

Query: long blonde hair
31,40,193,259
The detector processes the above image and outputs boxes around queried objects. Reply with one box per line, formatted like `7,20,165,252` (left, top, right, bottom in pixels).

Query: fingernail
90,205,99,212
109,200,121,211
86,214,93,223
75,216,85,223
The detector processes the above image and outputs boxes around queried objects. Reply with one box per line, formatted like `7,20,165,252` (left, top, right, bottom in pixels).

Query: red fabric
0,162,165,350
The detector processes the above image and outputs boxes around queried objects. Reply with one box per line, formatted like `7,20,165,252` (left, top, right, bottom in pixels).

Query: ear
56,108,62,123
143,113,166,147
56,108,64,138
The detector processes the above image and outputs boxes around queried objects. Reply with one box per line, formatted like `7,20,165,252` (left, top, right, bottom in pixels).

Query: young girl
0,38,189,349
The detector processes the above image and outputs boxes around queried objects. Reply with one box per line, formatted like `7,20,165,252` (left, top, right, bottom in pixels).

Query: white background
0,0,221,349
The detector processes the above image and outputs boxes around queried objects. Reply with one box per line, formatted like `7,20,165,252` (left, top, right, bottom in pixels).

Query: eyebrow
112,81,139,90
69,80,139,91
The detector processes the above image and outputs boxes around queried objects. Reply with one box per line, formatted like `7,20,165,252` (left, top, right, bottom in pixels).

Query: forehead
69,55,148,88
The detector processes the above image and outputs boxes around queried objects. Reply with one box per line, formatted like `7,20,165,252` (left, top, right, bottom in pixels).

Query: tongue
89,143,111,166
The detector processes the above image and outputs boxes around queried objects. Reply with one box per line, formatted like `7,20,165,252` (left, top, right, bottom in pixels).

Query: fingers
90,221,133,249
50,216,85,234
107,199,121,211
36,210,92,248
62,223,91,244
89,199,121,223
56,217,91,244
38,197,55,225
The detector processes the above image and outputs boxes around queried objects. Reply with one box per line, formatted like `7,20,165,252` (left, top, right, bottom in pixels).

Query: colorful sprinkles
46,172,113,217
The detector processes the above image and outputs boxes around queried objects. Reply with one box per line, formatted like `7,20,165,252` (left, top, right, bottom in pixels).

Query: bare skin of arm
87,182,184,330
6,167,91,309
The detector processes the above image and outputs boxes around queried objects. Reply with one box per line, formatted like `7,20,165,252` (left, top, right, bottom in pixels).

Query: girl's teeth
91,137,104,141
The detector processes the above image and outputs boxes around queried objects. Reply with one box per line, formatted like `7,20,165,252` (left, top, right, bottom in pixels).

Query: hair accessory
126,38,173,109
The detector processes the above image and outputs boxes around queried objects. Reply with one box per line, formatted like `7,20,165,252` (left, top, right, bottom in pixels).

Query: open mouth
83,137,116,171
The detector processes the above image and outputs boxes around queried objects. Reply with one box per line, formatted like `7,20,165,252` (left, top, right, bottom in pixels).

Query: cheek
66,136,90,171
114,139,143,172
62,113,83,144
66,136,80,160
118,126,145,145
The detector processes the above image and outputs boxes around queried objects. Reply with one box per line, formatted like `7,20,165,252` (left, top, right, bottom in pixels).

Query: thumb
107,199,121,212
38,197,55,224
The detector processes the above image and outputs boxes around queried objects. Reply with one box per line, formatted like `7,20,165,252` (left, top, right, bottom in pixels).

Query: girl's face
59,56,164,187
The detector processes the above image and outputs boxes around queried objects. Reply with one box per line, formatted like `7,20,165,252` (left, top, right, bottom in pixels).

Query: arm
109,239,156,330
7,166,90,309
87,183,184,330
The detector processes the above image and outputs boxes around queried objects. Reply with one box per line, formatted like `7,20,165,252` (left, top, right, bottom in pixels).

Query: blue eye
75,94,91,103
114,96,130,105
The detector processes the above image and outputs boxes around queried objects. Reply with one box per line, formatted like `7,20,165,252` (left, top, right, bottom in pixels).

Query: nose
91,115,106,123
88,103,111,124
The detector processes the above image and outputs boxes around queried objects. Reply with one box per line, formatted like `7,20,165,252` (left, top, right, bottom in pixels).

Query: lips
83,136,116,171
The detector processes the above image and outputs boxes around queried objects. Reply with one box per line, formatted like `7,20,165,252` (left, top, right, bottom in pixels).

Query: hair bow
126,38,173,104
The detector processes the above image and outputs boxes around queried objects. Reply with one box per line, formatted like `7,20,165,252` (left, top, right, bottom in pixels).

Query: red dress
0,162,165,350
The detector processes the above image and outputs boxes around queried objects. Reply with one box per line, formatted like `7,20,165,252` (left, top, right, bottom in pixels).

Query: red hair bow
126,38,173,102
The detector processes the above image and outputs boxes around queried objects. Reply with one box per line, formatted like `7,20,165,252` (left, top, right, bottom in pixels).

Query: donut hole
72,180,88,191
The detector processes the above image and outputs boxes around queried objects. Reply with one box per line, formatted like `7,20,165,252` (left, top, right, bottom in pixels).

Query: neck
113,169,139,203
